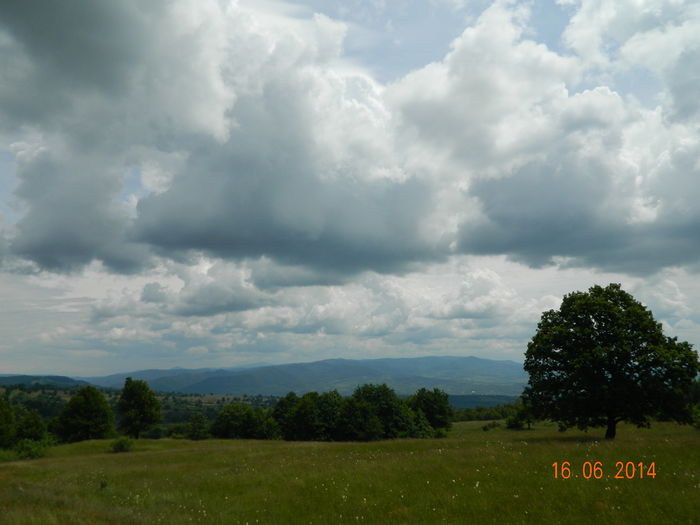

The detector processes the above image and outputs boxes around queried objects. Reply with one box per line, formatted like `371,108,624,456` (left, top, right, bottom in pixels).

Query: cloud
387,2,580,173
1,0,238,273
132,9,444,276
384,1,700,275
6,0,697,279
10,142,149,273
0,0,234,141
172,278,268,317
1,0,700,374
141,282,169,304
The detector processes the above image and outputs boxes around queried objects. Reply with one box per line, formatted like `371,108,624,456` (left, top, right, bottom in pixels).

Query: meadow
0,421,698,524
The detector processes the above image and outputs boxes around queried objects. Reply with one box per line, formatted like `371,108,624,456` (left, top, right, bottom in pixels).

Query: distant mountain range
0,375,89,387
83,356,527,397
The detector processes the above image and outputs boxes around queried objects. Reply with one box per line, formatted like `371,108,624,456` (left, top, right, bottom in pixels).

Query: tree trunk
605,416,616,440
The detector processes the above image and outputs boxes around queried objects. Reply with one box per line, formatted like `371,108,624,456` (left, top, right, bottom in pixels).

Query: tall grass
0,421,698,524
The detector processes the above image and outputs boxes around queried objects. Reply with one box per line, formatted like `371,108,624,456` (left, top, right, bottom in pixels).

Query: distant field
0,421,698,524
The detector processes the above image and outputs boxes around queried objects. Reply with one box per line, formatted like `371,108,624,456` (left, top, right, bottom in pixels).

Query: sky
1,0,700,376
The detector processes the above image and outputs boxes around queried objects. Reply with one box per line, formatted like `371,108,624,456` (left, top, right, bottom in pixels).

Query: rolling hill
84,356,527,396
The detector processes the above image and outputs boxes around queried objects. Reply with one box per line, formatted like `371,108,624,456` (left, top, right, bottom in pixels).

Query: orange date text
551,461,656,479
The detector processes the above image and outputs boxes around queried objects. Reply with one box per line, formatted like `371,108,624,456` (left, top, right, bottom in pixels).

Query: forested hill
84,356,527,396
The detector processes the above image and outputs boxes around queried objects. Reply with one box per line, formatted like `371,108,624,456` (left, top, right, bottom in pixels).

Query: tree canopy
117,377,161,439
0,396,16,448
408,387,453,433
54,386,114,442
523,283,699,439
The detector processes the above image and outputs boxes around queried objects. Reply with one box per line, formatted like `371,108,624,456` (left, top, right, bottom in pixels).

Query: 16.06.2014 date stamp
552,461,657,479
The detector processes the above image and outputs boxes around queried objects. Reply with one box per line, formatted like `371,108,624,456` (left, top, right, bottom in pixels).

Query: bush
109,437,133,453
433,427,448,438
482,421,501,431
14,439,48,459
506,404,534,430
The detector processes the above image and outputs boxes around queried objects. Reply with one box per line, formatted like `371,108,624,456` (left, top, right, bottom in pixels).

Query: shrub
0,449,18,462
14,439,48,459
109,437,133,453
506,404,534,430
482,421,501,431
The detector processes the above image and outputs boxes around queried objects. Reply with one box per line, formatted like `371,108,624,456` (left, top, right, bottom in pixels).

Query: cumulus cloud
383,1,700,274
1,0,700,373
131,7,444,275
5,0,697,278
10,142,149,272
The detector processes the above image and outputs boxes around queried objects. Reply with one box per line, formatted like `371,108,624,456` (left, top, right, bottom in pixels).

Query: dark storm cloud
0,0,232,274
0,0,162,130
135,171,436,275
459,157,618,267
459,155,700,275
11,149,148,273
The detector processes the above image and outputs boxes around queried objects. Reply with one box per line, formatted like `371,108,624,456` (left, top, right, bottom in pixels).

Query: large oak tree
523,284,699,439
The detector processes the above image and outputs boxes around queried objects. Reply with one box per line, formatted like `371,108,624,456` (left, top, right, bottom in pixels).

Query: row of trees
2,381,453,448
208,385,453,442
0,377,161,451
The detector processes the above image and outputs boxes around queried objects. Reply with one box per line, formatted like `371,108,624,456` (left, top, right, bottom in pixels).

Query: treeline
0,384,277,439
1,381,454,458
0,378,160,459
209,385,453,442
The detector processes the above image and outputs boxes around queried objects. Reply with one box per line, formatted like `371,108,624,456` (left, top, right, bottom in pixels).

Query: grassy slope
0,422,698,524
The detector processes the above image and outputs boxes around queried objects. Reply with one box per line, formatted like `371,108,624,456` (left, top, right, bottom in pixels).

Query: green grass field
1,421,698,524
